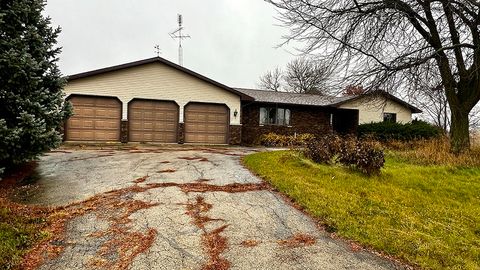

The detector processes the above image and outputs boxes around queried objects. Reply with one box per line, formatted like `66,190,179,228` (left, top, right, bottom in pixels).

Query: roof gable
67,57,253,100
331,91,422,113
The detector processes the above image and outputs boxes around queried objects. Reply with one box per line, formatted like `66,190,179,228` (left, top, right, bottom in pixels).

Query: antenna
154,45,161,57
169,14,190,66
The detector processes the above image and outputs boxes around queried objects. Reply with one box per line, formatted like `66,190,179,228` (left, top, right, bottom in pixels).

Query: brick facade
229,125,242,145
121,120,128,143
241,103,333,145
178,123,185,144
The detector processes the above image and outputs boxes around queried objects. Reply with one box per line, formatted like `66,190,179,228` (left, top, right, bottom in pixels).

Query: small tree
258,57,330,94
0,0,71,175
284,57,329,94
258,67,283,91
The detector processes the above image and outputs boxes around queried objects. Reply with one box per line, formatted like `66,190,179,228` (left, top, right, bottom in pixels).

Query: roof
330,90,422,113
66,57,253,101
235,88,350,107
235,88,422,113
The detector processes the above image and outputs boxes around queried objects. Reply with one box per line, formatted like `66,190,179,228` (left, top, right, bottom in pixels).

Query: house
333,91,422,124
63,57,421,145
234,88,356,144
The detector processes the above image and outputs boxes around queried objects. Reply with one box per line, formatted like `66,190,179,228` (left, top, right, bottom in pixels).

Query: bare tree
284,57,329,94
258,67,283,91
408,78,450,131
269,0,480,153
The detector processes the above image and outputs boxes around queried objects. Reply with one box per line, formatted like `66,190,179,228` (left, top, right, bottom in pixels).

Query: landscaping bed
243,150,480,269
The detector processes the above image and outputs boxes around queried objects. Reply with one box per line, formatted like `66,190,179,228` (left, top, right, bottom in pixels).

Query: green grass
243,151,480,269
0,206,47,270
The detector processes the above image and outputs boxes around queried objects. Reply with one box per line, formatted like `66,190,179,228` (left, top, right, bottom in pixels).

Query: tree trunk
450,108,470,154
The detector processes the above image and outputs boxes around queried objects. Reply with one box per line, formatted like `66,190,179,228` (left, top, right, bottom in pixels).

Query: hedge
358,120,442,141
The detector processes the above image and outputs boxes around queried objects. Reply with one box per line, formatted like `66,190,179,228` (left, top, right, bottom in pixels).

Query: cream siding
64,63,242,125
339,96,413,124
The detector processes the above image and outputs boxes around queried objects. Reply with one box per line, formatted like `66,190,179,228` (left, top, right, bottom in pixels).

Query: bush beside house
358,120,442,141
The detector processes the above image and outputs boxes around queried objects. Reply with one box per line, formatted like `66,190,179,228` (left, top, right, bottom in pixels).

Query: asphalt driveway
20,146,403,270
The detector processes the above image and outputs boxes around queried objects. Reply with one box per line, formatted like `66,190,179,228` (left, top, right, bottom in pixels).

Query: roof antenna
169,14,190,66
154,44,161,57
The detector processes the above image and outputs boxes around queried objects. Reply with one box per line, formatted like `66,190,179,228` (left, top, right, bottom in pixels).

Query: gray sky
45,0,296,88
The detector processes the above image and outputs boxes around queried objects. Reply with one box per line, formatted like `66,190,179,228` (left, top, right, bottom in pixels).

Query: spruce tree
0,0,71,175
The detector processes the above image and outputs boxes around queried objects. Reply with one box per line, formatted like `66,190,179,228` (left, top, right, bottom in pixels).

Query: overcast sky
44,0,297,88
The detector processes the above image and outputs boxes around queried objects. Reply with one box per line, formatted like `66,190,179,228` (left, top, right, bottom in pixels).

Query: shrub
303,134,385,175
303,134,342,164
358,120,442,141
338,139,385,175
259,133,316,147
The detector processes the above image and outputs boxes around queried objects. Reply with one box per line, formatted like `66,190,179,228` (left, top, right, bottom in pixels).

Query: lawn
0,205,48,270
0,162,49,270
243,151,480,269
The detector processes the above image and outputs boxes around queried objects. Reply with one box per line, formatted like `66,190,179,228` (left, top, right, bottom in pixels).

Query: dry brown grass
385,137,480,167
472,131,480,147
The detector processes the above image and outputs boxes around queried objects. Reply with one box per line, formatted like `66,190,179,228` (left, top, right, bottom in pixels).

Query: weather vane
154,45,161,57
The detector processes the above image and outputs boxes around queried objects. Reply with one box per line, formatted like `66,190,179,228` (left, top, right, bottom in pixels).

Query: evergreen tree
0,0,71,175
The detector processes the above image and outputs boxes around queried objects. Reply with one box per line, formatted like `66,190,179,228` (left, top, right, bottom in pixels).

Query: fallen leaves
202,225,230,270
177,182,270,193
21,176,161,270
132,176,149,183
183,196,230,270
178,156,209,161
157,168,177,173
278,234,316,248
196,178,212,182
240,240,260,247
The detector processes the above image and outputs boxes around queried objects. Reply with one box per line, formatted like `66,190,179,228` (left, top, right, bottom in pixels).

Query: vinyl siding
338,96,413,124
64,62,241,125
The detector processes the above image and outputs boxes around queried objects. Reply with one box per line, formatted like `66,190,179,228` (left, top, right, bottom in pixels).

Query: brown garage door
184,103,229,144
128,100,178,143
66,96,121,141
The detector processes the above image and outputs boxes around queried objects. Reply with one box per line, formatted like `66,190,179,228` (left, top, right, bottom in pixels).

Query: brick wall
229,125,242,145
241,103,332,145
178,123,185,144
121,120,128,143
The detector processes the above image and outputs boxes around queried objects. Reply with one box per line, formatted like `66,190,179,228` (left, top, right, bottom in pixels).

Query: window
383,113,397,123
259,107,291,126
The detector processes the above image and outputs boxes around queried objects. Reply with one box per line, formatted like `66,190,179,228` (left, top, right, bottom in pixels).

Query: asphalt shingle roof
234,88,351,107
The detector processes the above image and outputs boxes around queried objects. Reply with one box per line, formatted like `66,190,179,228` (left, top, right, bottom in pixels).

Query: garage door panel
184,103,229,144
95,119,118,130
96,108,120,119
128,100,178,143
66,96,121,142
